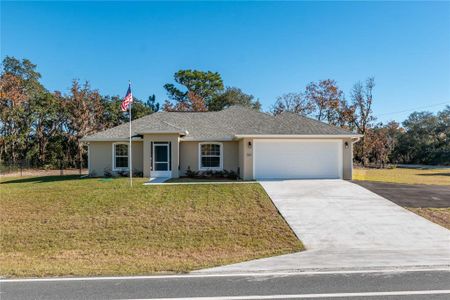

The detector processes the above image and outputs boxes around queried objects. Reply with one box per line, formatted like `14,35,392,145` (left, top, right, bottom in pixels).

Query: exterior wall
88,141,143,177
179,141,239,176
239,138,254,180
342,138,353,180
238,139,244,179
143,134,180,178
87,137,355,180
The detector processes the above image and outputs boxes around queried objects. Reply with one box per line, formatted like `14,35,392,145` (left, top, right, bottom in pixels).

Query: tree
65,80,104,172
0,56,161,170
393,108,449,165
335,98,356,130
365,121,401,168
101,94,158,128
0,56,44,164
209,87,261,111
271,92,313,116
435,106,450,164
131,98,154,120
163,70,224,111
145,94,160,113
30,91,66,164
350,77,376,165
384,121,403,163
101,95,125,128
304,79,344,125
163,91,208,112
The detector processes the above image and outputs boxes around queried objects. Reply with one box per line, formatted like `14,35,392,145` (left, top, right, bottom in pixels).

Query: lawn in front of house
353,167,450,186
0,176,302,278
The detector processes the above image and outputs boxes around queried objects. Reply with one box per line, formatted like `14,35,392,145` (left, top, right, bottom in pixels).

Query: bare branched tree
351,77,376,165
271,92,314,116
304,79,344,125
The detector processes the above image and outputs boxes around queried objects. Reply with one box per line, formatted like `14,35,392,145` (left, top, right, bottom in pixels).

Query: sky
1,1,450,123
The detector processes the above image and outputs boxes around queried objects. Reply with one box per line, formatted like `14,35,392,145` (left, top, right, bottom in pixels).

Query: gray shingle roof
81,106,358,141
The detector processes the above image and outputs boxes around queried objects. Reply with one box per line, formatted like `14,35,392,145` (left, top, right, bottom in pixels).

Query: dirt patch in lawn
0,176,302,277
407,208,450,230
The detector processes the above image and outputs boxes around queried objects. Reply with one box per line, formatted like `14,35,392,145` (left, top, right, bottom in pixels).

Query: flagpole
129,81,132,187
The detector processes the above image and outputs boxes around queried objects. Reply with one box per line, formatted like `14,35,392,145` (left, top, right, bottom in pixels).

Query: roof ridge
160,120,186,131
279,112,356,134
223,105,275,118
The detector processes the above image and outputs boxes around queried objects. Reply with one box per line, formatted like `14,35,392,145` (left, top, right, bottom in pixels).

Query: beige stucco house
81,106,361,180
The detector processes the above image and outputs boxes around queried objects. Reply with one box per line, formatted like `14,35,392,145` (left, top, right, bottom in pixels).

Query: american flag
121,84,133,112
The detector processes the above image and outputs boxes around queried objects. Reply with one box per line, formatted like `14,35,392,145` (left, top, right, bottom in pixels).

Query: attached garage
253,139,343,179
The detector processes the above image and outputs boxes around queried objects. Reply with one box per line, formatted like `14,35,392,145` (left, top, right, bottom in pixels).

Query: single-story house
81,105,361,180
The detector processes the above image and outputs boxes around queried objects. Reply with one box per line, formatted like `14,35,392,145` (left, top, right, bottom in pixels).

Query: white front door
151,143,171,178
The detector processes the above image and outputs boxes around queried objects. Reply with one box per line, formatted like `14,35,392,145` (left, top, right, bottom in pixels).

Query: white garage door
253,139,343,179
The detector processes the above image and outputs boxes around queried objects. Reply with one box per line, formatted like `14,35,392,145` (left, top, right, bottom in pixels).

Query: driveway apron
199,180,450,273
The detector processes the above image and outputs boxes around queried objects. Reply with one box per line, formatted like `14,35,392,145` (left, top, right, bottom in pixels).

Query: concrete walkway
199,180,450,273
143,177,170,185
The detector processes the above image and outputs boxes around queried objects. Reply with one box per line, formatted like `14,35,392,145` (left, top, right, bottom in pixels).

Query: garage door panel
254,140,342,179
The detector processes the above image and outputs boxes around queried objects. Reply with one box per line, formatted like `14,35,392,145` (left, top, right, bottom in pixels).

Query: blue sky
2,1,449,123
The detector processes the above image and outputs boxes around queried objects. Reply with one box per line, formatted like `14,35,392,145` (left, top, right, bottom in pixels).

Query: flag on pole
122,82,133,187
121,84,133,112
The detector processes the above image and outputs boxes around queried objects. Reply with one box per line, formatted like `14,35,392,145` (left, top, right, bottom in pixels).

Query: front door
152,143,171,178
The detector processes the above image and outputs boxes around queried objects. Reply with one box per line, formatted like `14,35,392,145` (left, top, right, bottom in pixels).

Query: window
199,143,223,170
113,143,129,170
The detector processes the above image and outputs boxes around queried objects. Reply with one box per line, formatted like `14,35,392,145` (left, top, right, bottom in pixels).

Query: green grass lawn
0,176,302,278
353,167,450,186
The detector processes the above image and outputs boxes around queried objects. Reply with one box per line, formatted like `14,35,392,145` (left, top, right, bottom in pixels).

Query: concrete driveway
200,180,450,273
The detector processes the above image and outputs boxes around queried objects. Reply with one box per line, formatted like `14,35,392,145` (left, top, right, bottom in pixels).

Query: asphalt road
1,269,450,300
352,181,450,208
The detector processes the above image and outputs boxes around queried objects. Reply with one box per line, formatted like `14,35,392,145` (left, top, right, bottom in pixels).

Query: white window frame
198,142,223,171
112,142,129,171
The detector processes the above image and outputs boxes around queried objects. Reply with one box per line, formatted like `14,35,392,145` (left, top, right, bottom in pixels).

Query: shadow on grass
0,175,86,184
417,172,450,177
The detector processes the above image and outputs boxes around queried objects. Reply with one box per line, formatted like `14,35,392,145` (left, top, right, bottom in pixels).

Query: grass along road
353,167,450,186
0,176,302,277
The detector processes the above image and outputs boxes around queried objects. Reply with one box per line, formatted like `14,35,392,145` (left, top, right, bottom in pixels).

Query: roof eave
80,137,144,142
136,130,188,136
180,137,235,142
234,134,363,139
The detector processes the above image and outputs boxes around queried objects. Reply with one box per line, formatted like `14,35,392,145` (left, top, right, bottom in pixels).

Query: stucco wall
179,141,239,176
143,134,180,178
88,141,143,177
88,137,354,180
239,138,254,180
342,138,353,180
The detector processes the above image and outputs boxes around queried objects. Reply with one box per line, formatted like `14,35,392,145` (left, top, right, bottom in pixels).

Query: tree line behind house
0,56,448,172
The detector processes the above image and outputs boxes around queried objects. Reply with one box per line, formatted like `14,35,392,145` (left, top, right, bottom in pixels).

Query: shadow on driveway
352,181,450,208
